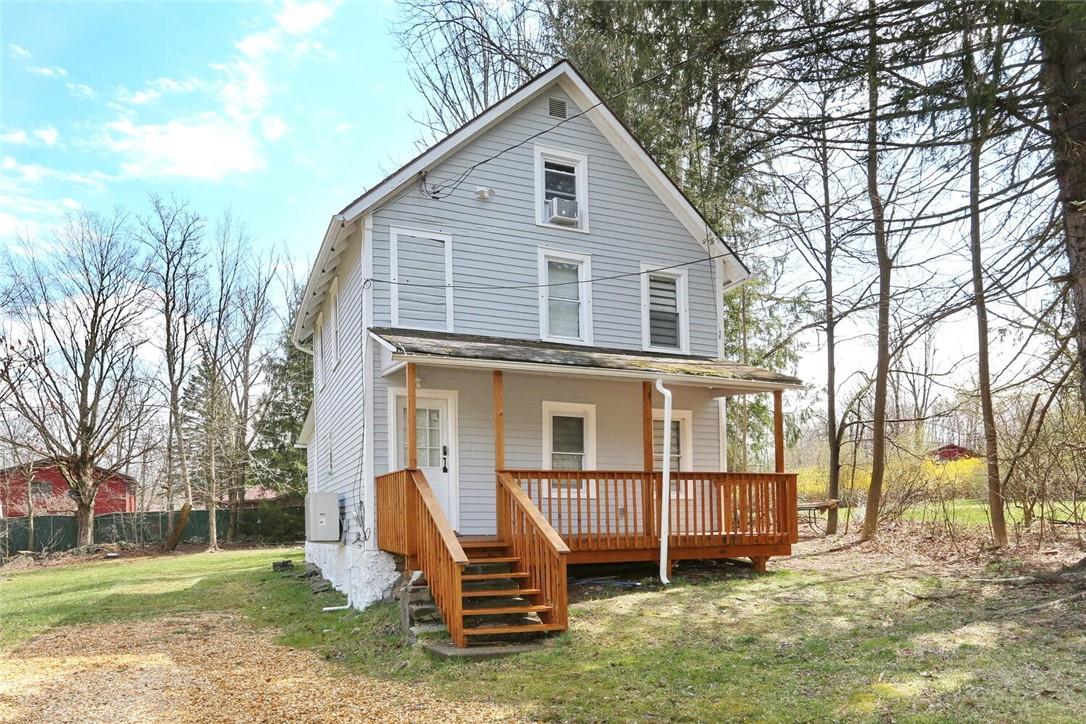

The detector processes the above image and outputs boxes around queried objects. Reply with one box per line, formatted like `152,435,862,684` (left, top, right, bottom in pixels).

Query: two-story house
294,61,802,647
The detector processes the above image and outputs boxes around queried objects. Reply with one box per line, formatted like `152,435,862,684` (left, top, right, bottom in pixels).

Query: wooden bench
797,500,839,528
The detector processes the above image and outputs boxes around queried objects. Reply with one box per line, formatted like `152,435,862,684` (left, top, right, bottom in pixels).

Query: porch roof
369,328,804,393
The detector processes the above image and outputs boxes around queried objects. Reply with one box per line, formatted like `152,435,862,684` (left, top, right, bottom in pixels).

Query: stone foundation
304,541,400,609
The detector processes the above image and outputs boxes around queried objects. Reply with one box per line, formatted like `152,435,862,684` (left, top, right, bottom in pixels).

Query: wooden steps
462,587,541,598
461,571,531,581
463,623,564,637
467,556,519,565
463,604,553,615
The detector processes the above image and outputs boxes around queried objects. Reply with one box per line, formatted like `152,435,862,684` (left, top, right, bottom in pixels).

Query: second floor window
534,145,588,231
539,249,592,344
642,268,689,353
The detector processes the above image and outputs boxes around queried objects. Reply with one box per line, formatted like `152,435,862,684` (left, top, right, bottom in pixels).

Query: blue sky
0,0,426,261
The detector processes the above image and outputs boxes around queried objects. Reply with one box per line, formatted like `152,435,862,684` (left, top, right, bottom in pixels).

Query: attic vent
548,97,567,119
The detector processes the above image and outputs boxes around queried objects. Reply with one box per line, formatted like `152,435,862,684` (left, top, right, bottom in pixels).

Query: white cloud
1,130,29,145
32,127,60,146
236,29,281,59
151,76,205,94
66,82,96,99
103,114,264,180
261,116,288,140
128,89,161,104
335,122,354,133
28,65,68,78
85,1,339,183
8,44,31,59
1,127,62,147
0,156,107,191
276,1,335,35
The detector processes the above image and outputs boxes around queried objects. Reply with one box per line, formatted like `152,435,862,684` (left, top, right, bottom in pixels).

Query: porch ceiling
369,327,804,393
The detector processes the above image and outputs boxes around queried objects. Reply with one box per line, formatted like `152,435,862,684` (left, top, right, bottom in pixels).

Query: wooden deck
503,470,798,566
377,467,797,647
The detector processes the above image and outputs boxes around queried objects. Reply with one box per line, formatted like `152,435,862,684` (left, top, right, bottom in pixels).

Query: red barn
0,461,136,518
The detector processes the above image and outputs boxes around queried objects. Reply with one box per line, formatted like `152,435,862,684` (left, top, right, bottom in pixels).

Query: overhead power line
368,251,735,291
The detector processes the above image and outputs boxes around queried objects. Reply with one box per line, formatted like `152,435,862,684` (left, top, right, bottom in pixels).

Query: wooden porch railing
375,468,470,646
496,472,569,628
501,470,799,552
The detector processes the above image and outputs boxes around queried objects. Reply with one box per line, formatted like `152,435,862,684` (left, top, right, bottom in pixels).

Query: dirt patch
0,614,518,723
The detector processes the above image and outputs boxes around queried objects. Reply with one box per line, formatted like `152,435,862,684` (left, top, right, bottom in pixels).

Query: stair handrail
496,471,570,554
410,469,469,565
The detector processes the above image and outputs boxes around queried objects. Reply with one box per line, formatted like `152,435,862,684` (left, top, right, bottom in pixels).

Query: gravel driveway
0,613,517,723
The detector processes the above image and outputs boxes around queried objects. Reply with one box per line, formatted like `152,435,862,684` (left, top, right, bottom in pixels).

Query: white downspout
656,378,672,585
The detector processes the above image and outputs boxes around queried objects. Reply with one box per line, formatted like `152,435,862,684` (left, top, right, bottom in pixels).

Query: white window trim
542,400,597,498
328,277,340,369
534,144,590,233
538,248,593,345
315,312,325,390
652,409,693,472
390,226,454,332
641,264,690,354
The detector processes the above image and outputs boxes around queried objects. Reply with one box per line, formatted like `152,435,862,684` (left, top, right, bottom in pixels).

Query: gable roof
294,59,750,345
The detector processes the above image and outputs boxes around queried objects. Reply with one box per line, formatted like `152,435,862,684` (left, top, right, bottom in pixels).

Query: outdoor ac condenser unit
546,197,579,225
305,493,341,542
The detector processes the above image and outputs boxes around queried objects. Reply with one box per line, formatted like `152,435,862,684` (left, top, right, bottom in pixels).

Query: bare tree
139,194,207,551
0,211,154,546
225,250,277,539
393,0,552,138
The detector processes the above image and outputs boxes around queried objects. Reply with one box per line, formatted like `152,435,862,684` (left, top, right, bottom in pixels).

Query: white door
395,395,457,528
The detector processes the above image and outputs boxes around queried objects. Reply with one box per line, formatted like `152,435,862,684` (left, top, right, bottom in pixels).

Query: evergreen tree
251,314,313,496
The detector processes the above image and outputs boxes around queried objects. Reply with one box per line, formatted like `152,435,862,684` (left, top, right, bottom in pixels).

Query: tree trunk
75,502,94,547
25,476,36,551
207,436,219,551
964,31,1009,547
862,0,892,542
161,394,194,552
162,502,192,551
1035,2,1086,410
207,500,218,551
821,119,840,535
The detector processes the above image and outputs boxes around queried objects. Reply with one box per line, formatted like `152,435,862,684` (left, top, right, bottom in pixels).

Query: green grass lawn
3,546,1084,722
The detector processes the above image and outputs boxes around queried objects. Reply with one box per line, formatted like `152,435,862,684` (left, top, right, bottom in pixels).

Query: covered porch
371,328,802,646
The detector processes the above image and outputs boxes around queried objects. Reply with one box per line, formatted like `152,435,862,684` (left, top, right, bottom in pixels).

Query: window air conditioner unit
546,197,579,225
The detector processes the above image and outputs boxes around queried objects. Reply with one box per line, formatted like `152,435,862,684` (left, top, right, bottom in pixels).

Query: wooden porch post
493,370,505,470
773,388,785,474
642,381,656,537
494,370,508,541
406,362,417,469
642,381,654,471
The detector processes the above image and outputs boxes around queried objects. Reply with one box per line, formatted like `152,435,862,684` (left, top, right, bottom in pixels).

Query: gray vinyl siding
375,363,722,536
370,87,720,355
313,79,728,544
308,231,371,544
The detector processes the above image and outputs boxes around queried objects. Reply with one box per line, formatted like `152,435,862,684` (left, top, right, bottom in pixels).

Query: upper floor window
641,266,689,353
534,145,589,232
538,249,592,344
390,227,454,331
